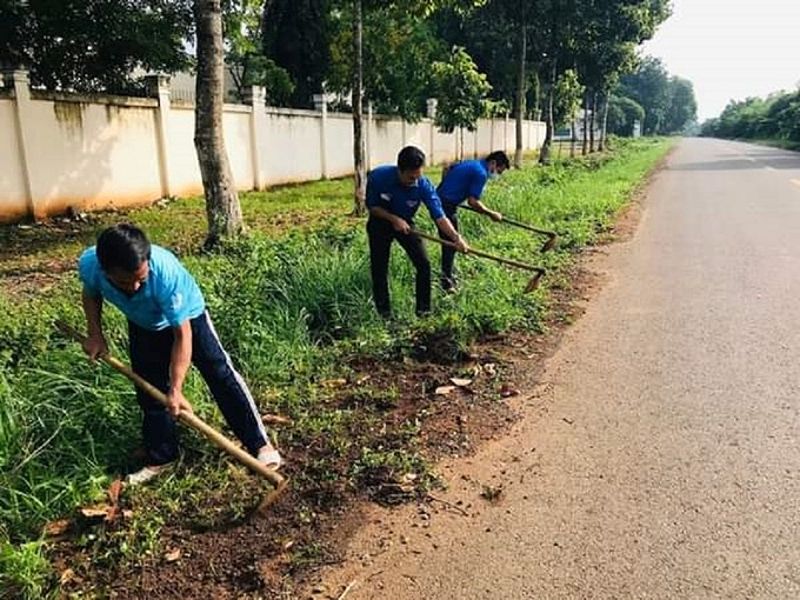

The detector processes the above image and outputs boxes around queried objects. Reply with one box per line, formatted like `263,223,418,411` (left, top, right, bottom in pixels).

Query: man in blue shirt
366,146,468,318
78,224,282,484
437,151,510,291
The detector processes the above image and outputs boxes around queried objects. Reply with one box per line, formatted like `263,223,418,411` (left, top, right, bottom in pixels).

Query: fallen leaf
261,414,293,426
42,519,70,538
164,548,182,562
449,377,473,387
435,386,456,396
122,509,134,519
59,568,76,585
107,479,123,504
483,363,498,378
499,384,520,398
321,378,347,388
79,505,111,520
105,478,124,522
283,539,295,551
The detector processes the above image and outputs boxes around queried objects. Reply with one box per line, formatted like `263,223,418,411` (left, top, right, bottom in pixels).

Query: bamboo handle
460,204,558,238
56,321,285,490
414,231,545,275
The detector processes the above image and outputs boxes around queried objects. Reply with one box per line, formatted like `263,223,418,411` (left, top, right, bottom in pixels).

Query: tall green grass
0,137,672,597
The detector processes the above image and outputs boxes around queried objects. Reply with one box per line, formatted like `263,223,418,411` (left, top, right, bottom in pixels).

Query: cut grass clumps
0,137,673,595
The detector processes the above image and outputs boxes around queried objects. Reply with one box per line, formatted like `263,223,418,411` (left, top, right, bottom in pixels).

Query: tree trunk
589,91,597,152
570,111,576,158
351,0,367,216
581,92,589,155
514,17,526,168
538,59,556,165
194,0,243,247
600,91,610,151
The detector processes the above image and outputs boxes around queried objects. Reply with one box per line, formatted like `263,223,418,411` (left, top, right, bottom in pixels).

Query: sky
641,0,800,121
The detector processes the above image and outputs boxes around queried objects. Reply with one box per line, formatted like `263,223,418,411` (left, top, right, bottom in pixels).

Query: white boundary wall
0,70,546,223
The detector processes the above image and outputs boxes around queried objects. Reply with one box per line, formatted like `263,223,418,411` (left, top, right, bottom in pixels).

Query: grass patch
0,137,673,596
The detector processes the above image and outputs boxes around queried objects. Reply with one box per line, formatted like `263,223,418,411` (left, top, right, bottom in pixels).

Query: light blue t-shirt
437,159,490,206
78,245,205,331
366,165,445,221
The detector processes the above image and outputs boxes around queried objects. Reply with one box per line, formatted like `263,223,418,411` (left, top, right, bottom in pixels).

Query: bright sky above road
641,0,800,121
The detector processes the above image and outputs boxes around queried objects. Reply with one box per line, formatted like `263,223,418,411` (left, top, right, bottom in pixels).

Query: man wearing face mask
78,224,282,484
366,145,468,318
436,150,511,291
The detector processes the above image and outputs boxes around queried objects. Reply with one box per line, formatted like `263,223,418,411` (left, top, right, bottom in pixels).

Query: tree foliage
701,90,800,142
431,46,492,134
0,0,193,94
262,0,333,107
325,5,445,120
663,76,697,134
553,68,584,128
223,0,294,105
617,56,698,135
607,94,645,136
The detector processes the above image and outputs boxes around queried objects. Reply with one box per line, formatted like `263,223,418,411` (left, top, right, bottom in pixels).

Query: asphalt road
314,138,800,599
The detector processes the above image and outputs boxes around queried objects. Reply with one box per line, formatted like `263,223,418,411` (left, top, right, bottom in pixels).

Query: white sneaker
257,444,283,471
125,465,167,486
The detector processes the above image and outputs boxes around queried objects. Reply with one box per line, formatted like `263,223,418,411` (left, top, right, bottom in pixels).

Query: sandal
257,444,283,471
125,464,169,486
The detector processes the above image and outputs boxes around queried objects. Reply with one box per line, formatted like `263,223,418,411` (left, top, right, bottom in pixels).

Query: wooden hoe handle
413,231,546,292
460,205,558,251
55,321,287,494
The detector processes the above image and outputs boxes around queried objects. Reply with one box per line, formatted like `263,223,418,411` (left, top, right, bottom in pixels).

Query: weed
0,137,674,593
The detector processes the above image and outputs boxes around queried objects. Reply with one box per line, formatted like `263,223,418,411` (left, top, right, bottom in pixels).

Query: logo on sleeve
171,292,184,311
380,193,392,203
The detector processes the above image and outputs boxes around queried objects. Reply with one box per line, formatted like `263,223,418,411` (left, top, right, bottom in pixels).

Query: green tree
1,0,193,94
607,94,645,136
618,56,671,135
262,0,333,107
553,68,584,156
663,76,697,134
223,0,294,105
326,6,445,120
431,46,492,158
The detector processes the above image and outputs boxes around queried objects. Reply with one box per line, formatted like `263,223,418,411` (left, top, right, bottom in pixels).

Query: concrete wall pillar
244,85,267,189
146,74,172,199
504,112,510,153
3,69,36,219
367,101,374,171
313,93,328,179
426,99,437,164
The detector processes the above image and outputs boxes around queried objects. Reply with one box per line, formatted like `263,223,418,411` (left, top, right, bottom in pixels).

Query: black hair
486,151,511,170
96,224,151,273
397,146,426,171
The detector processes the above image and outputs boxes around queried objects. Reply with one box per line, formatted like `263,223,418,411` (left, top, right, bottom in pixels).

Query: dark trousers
367,217,431,317
128,311,268,465
438,203,459,290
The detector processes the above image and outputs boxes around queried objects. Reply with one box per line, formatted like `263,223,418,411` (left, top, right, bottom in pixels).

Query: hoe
460,204,559,253
56,320,288,513
414,231,546,293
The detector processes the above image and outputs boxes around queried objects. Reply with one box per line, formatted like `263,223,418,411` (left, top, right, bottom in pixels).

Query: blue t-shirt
437,160,490,206
78,245,206,331
366,165,445,221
